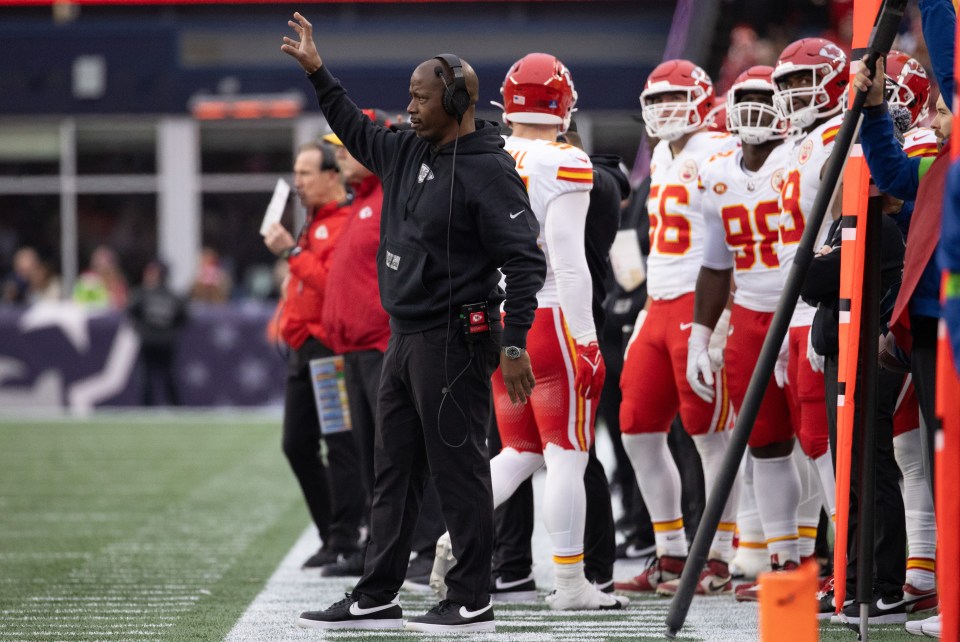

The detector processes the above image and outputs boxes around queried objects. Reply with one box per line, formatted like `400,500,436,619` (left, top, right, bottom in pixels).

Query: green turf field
0,416,932,641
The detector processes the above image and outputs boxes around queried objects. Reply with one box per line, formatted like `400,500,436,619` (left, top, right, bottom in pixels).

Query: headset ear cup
441,88,455,116
452,89,470,118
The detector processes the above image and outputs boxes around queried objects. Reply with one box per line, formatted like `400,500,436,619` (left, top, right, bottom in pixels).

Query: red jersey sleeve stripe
822,125,841,145
557,167,594,183
906,143,940,158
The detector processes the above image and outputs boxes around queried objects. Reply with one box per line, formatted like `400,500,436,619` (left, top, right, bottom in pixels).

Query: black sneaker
489,573,537,602
297,592,403,630
615,539,656,560
401,553,435,593
830,593,908,625
320,551,365,577
593,578,615,594
817,587,852,620
301,546,340,570
404,599,495,633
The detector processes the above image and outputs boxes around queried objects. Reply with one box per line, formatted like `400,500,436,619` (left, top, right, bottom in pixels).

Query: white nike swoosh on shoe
495,576,533,590
876,597,906,611
459,603,493,619
625,543,654,557
349,600,398,616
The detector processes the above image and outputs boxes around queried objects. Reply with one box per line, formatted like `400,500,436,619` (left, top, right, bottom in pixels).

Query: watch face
504,346,522,359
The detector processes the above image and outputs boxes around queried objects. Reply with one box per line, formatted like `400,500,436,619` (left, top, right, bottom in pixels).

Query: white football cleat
545,580,628,610
730,544,771,580
428,531,456,600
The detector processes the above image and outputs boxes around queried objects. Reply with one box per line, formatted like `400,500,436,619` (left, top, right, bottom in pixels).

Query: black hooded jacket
309,67,546,348
586,154,630,329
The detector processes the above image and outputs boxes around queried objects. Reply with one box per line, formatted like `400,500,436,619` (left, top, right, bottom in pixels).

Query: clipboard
259,178,292,236
309,355,352,435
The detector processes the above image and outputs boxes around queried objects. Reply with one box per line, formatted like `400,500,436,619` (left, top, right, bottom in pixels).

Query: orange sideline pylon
759,560,819,642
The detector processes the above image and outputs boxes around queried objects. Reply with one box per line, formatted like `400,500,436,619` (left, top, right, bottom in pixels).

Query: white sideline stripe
226,433,762,642
224,526,333,642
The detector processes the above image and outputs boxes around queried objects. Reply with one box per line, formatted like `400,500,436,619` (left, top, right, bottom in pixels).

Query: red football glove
574,341,606,400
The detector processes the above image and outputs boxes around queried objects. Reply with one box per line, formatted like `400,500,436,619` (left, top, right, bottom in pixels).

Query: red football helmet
705,102,728,133
501,53,577,132
885,50,930,128
640,59,715,141
726,65,789,144
772,38,848,129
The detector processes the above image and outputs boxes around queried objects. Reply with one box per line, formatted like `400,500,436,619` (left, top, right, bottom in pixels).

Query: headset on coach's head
434,53,470,122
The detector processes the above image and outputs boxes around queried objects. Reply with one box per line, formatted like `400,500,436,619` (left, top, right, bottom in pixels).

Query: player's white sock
812,452,836,521
693,431,739,561
622,432,686,558
490,447,544,509
895,429,937,590
794,447,821,559
542,444,589,567
753,452,801,566
736,453,766,548
553,559,586,590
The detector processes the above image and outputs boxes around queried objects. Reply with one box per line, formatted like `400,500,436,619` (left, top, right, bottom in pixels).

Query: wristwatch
281,246,302,260
502,346,524,360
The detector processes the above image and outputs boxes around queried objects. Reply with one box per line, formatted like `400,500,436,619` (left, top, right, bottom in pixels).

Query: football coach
282,12,546,634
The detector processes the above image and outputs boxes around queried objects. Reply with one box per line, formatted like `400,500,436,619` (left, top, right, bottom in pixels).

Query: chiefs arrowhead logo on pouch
679,159,698,183
771,168,786,192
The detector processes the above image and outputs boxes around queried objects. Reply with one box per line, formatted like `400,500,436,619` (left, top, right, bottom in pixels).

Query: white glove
609,229,647,292
625,309,648,356
806,326,824,373
774,334,790,388
686,323,715,402
708,308,731,371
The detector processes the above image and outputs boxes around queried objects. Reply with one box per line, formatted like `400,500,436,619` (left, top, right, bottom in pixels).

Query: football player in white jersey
724,38,848,603
434,53,625,611
614,59,738,595
679,65,793,596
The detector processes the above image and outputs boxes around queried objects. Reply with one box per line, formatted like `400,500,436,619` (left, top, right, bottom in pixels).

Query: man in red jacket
321,113,446,583
264,140,364,570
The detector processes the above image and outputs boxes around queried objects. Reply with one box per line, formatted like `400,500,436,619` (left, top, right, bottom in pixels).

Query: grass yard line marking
1,428,295,642
224,525,329,642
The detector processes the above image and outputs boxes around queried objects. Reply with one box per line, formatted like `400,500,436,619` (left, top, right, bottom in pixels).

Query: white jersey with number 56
647,131,735,300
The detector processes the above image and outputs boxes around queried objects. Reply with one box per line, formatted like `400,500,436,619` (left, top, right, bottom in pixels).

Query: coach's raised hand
281,12,323,74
